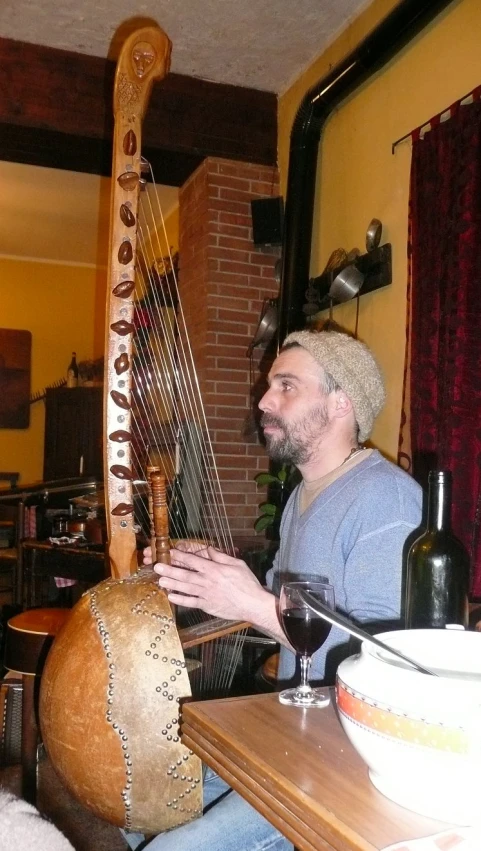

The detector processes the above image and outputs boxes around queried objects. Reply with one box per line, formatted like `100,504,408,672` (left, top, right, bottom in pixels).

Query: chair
0,676,23,766
3,607,71,805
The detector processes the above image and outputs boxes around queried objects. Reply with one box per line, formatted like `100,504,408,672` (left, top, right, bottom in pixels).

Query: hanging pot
66,518,87,539
248,299,278,351
329,264,365,303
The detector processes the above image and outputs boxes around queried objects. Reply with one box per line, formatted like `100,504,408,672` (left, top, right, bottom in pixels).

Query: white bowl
336,629,481,825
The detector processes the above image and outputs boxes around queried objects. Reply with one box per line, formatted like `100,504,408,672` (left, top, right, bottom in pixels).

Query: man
130,329,422,851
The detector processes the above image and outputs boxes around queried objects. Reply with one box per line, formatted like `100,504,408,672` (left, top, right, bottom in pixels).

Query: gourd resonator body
40,570,203,833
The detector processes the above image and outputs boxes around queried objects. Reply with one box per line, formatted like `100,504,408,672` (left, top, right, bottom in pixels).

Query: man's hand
146,544,289,647
154,546,267,623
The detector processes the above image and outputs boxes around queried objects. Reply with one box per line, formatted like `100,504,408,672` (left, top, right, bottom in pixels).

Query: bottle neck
426,472,452,532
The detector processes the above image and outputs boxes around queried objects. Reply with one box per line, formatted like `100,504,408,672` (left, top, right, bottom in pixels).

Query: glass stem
299,654,311,691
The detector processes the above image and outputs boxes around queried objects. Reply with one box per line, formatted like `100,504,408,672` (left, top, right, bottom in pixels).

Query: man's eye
282,381,292,391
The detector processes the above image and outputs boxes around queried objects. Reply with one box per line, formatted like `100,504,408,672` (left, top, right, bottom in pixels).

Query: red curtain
398,99,481,597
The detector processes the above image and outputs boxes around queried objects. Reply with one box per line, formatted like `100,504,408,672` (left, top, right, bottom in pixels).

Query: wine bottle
169,440,188,540
67,352,79,388
405,470,469,629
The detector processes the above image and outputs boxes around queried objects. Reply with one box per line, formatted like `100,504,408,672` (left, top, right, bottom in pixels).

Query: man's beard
260,403,330,465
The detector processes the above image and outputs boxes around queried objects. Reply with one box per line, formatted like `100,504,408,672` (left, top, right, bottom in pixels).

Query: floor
0,753,128,851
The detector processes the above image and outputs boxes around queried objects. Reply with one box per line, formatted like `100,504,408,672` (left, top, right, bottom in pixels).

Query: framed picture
0,329,31,429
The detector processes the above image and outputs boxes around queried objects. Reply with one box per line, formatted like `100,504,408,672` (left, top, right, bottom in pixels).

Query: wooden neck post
149,470,171,565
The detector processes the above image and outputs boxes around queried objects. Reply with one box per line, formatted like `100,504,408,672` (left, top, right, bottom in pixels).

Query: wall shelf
305,243,392,314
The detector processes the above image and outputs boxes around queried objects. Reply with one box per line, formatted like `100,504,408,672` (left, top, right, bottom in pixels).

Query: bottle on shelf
66,352,79,388
169,438,188,541
405,469,470,629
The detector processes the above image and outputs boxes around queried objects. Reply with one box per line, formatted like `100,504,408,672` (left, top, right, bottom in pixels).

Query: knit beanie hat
283,330,385,442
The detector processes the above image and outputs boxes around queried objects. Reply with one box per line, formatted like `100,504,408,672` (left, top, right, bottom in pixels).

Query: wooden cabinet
43,387,103,481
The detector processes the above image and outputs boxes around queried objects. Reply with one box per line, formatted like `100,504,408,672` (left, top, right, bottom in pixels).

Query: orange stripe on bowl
336,681,468,754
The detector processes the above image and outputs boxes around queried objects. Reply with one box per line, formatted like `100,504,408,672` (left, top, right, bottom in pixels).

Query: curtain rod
392,84,481,154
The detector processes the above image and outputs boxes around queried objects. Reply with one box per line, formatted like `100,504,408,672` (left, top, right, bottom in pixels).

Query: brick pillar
179,157,280,538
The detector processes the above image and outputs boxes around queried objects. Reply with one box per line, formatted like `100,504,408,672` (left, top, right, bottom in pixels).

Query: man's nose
258,387,274,412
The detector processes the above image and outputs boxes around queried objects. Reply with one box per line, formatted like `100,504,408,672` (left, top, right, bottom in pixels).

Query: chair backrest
0,678,23,766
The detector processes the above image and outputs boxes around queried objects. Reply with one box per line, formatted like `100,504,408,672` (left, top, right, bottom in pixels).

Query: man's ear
332,391,353,421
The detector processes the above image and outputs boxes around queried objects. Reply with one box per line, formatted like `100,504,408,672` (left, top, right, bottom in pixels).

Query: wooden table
182,691,450,851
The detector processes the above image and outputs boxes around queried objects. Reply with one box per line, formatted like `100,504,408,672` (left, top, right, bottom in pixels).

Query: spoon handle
298,590,438,677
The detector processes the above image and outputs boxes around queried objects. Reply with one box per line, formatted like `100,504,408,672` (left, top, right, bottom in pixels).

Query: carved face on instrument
131,41,155,78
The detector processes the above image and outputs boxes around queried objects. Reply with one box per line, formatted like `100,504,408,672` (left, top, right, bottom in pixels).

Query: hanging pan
247,298,278,353
329,264,365,303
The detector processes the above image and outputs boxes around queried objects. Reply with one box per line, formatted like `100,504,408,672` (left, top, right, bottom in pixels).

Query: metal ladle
366,218,383,252
298,590,438,677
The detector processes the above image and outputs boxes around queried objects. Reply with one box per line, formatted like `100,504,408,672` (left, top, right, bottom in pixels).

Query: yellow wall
278,0,481,460
0,257,99,483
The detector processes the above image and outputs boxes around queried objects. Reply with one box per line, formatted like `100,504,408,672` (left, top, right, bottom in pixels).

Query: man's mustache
260,414,285,430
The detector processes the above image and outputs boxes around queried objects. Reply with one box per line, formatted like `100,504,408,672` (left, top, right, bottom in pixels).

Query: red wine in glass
281,609,332,656
279,580,335,707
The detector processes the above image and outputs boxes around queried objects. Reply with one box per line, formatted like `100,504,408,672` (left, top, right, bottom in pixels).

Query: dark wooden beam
0,37,277,184
0,124,204,185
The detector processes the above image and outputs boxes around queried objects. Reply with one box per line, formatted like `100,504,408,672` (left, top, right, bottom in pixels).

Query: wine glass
278,580,335,708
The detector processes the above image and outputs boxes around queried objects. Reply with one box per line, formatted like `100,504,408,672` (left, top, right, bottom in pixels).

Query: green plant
254,465,288,533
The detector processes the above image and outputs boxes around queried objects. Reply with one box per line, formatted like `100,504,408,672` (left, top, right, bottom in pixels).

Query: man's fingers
169,548,209,573
157,572,205,606
169,546,243,572
165,592,202,608
205,546,240,565
173,539,209,555
154,562,206,590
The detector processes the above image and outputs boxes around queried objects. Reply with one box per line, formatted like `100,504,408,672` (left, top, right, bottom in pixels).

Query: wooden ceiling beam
0,37,277,184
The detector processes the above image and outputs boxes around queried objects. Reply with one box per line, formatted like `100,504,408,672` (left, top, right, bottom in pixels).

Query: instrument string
140,267,229,555
133,173,233,555
142,165,232,554
131,225,207,541
132,229,224,550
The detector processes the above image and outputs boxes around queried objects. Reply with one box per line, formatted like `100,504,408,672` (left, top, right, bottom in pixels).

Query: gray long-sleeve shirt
266,450,423,683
